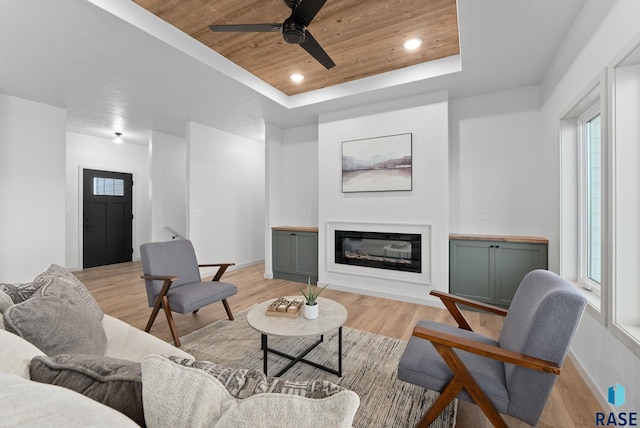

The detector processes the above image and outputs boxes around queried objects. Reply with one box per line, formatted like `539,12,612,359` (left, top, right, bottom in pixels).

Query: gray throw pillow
30,354,144,427
3,281,107,356
33,264,103,320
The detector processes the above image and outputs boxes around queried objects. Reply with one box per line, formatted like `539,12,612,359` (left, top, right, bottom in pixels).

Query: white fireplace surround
326,221,432,285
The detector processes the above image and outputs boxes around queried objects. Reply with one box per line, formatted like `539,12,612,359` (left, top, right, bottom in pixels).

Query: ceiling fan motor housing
284,0,302,10
283,18,306,44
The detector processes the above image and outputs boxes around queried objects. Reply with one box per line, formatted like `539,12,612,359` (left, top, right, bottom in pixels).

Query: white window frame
609,30,640,357
577,104,603,295
559,70,607,324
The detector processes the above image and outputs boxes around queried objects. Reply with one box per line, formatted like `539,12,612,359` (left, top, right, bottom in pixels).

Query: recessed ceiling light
290,73,304,83
403,38,423,51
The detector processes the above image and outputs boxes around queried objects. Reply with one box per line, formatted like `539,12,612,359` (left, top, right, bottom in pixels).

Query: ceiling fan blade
300,30,335,70
209,23,282,33
291,0,327,27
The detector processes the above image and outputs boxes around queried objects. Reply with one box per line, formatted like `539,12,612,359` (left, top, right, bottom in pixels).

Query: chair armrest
140,275,176,300
430,290,508,331
412,325,560,375
199,263,235,281
141,275,177,281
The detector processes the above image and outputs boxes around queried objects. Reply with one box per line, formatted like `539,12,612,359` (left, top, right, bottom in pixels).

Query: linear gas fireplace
335,230,421,273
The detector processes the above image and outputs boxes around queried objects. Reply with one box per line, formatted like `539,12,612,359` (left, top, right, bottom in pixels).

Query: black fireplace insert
334,230,421,273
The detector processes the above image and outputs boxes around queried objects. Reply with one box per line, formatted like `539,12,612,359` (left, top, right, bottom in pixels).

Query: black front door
83,169,133,268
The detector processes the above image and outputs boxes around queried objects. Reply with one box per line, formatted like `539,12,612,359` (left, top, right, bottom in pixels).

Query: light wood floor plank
74,261,603,427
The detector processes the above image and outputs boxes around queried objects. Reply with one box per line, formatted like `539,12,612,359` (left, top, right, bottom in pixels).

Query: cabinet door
295,232,318,278
449,240,494,304
494,242,548,307
272,231,295,273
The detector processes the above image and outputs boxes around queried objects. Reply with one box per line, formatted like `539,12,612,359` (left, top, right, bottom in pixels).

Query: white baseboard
200,259,264,278
317,280,444,308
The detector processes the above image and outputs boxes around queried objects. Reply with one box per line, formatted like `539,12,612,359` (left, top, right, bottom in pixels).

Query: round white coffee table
247,296,347,377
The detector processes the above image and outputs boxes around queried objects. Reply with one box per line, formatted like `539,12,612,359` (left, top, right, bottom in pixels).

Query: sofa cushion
0,372,139,427
141,355,359,428
3,281,107,356
30,354,144,426
0,328,45,379
33,264,103,320
101,314,194,362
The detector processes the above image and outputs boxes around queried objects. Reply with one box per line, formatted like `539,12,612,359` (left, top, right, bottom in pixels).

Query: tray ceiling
132,0,460,96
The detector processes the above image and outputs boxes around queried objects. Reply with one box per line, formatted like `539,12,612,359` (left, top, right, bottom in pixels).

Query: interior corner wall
539,0,640,412
264,123,284,278
318,92,449,305
149,131,186,243
279,125,319,227
65,132,150,269
0,93,66,282
449,86,544,236
264,123,319,278
186,121,265,273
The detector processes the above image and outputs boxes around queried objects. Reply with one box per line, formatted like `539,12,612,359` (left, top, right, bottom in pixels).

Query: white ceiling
0,0,587,144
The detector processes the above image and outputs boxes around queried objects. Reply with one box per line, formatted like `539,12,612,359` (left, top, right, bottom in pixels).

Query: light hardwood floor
74,261,602,428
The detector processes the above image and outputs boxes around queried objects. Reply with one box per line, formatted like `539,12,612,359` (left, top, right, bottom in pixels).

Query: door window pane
93,177,124,196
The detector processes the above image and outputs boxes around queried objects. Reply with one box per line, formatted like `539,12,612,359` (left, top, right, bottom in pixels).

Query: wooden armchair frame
141,263,235,347
414,291,561,428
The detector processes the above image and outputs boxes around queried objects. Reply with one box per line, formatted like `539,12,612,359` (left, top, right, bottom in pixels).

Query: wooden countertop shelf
272,226,319,233
449,233,548,245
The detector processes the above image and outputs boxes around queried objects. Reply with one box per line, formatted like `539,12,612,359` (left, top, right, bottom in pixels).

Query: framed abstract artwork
341,133,412,193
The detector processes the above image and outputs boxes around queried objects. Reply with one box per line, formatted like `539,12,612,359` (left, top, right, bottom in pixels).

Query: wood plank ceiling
133,0,459,96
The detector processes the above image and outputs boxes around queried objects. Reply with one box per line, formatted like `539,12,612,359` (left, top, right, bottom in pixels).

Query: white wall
264,124,284,278
540,0,640,412
264,124,319,278
279,125,319,227
264,124,319,229
65,132,150,269
450,86,544,236
186,121,265,273
318,92,449,305
0,94,66,282
149,131,186,242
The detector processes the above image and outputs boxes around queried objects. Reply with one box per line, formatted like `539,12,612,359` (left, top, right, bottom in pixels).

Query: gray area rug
180,310,457,428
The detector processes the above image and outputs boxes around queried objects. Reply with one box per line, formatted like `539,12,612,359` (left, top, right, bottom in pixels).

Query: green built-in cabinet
449,234,548,308
272,227,318,284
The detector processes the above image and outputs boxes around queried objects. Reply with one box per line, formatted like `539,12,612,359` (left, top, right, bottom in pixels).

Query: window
611,40,640,353
559,71,606,322
578,107,602,291
93,177,124,196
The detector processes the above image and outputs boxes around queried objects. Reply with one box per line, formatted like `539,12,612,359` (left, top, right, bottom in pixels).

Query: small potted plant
300,278,328,320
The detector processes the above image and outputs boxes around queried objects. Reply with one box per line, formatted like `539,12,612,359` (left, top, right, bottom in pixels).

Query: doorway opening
82,169,133,268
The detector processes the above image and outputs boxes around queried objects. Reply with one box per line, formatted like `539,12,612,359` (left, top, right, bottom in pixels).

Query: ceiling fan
209,0,335,70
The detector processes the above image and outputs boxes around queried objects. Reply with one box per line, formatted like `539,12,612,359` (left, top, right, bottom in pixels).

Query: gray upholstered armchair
140,240,237,347
398,270,587,427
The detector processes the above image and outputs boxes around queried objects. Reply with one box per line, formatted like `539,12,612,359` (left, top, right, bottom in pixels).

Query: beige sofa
0,265,359,428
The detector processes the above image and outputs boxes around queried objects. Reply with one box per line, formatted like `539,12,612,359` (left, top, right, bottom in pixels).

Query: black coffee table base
261,326,343,377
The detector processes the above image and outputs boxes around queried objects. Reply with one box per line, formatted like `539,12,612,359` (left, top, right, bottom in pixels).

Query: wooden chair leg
221,298,234,320
145,296,164,332
416,372,465,427
432,342,508,428
160,296,181,347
